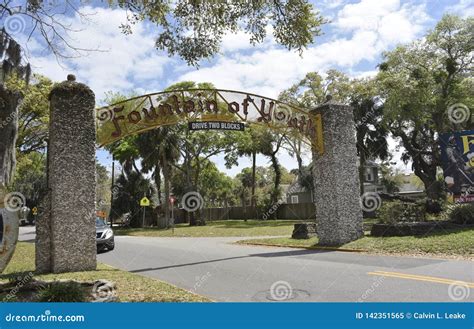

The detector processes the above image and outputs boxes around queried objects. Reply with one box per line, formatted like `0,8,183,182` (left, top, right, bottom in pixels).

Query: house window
291,195,299,204
364,168,373,182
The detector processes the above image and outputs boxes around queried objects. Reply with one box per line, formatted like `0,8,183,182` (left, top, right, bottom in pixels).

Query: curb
235,241,473,261
236,241,366,253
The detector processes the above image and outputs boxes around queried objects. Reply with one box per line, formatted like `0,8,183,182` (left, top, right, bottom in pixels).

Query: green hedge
377,200,426,224
448,203,474,225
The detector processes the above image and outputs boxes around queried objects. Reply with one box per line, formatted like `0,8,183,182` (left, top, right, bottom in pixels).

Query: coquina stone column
311,98,363,246
36,74,96,273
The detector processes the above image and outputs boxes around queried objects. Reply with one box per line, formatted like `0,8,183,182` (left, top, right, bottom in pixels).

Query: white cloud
27,6,171,100
177,1,430,99
18,1,435,174
319,0,346,10
220,31,256,52
334,0,430,47
23,1,431,103
334,0,401,31
447,0,474,18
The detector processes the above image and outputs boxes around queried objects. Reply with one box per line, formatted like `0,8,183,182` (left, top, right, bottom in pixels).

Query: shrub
37,281,86,302
449,204,474,225
377,200,426,224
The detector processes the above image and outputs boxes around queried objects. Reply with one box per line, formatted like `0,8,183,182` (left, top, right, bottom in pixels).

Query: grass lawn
0,243,210,302
115,220,301,237
237,227,474,259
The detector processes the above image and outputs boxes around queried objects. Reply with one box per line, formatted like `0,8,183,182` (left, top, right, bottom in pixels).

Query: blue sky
3,0,473,176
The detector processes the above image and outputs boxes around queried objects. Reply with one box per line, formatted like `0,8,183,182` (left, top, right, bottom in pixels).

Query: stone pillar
311,98,363,246
36,75,97,273
35,192,51,273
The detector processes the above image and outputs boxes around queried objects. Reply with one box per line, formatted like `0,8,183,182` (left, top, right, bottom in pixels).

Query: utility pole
109,155,115,227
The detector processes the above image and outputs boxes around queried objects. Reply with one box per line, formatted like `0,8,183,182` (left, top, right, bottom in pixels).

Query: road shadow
128,246,446,274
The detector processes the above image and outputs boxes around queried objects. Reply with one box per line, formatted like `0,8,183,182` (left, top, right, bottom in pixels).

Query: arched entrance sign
35,76,363,275
96,89,324,154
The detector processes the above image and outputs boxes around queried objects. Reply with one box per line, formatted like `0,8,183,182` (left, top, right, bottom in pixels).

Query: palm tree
111,170,154,227
236,127,263,207
136,127,180,227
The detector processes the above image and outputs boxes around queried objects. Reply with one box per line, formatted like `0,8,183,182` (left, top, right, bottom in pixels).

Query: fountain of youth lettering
95,89,324,151
95,88,363,246
1,77,363,274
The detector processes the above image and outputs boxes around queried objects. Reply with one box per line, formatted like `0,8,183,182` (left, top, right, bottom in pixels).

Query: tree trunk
184,133,192,225
295,140,303,175
162,159,170,228
424,178,439,199
154,166,162,204
189,160,205,226
358,150,366,196
0,85,21,189
270,154,281,220
251,151,256,207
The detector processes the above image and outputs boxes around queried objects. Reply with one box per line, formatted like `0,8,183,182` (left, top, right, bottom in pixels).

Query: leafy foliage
10,151,47,212
377,15,473,199
110,170,155,227
280,70,390,194
114,0,326,65
1,1,325,65
448,203,474,225
377,201,427,224
0,30,30,83
37,281,86,302
96,161,111,208
6,74,52,153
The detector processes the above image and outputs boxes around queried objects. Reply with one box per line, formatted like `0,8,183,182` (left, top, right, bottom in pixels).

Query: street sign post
140,197,150,207
140,197,151,227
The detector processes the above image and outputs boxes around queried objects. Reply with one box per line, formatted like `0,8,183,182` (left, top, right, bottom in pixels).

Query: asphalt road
19,226,473,302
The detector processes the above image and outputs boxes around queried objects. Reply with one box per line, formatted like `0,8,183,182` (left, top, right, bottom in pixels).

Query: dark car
96,217,115,252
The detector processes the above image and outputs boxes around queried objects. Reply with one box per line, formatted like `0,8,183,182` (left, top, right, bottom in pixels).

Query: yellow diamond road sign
140,197,150,207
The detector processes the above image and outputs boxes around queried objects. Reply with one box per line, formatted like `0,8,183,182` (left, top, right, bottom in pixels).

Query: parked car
18,206,30,226
96,217,114,252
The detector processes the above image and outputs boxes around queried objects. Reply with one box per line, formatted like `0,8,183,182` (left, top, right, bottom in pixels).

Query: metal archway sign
96,89,324,154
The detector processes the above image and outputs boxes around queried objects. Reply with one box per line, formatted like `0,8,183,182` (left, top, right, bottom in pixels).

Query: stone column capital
49,75,95,105
310,100,353,115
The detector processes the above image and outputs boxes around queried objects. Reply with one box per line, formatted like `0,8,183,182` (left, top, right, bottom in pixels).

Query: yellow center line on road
367,271,474,288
